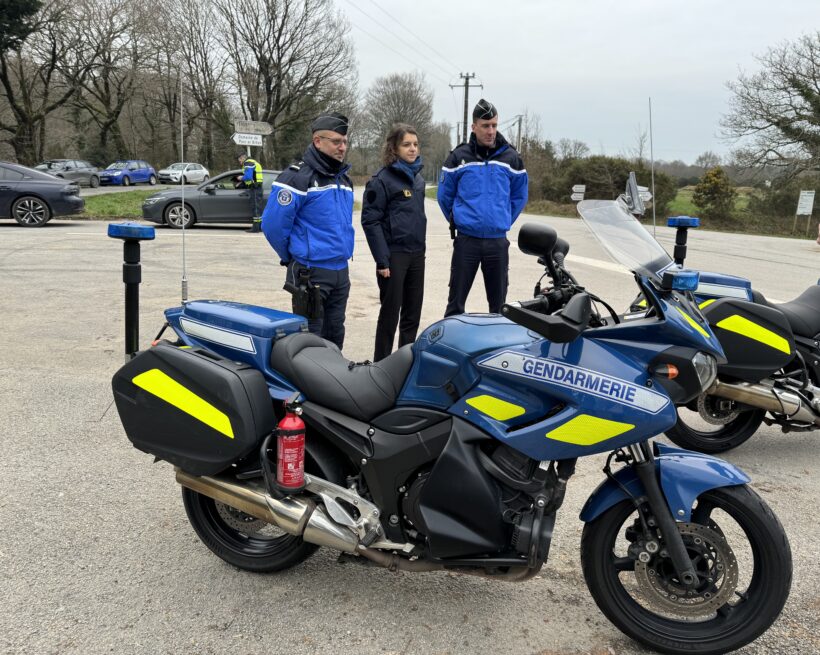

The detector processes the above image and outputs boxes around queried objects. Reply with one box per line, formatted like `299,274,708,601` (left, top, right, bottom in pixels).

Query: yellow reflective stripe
699,299,717,309
132,368,234,439
465,394,526,421
546,414,634,446
637,299,647,308
676,308,710,339
716,315,791,355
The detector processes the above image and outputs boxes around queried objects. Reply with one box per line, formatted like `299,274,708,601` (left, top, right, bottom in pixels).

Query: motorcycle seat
754,285,820,338
270,333,414,422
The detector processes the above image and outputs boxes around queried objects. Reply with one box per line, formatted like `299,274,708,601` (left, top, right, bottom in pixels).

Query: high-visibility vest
243,158,263,186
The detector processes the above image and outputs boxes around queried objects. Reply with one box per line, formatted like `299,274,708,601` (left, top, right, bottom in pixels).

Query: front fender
579,443,750,522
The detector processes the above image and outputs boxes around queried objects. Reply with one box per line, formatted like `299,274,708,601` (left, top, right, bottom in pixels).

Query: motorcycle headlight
692,352,717,390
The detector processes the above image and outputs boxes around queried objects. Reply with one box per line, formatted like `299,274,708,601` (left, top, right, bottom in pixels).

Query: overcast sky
339,0,820,163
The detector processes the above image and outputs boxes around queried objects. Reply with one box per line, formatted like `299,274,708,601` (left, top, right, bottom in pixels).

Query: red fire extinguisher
276,397,306,494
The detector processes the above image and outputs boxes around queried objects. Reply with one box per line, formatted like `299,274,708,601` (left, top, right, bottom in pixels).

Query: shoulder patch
276,189,293,206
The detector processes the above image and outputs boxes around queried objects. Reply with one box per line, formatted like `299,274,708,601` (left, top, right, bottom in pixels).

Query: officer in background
261,112,354,350
238,152,264,232
437,99,528,316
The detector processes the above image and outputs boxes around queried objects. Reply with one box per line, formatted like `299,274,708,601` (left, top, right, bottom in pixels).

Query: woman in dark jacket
361,124,427,361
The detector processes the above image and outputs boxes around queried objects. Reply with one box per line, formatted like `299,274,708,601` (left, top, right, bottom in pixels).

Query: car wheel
202,175,209,182
12,196,52,227
182,175,188,185
89,175,100,188
164,202,195,229
149,174,157,185
122,176,131,186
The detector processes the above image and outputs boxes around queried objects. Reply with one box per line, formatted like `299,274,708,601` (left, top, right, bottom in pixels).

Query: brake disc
697,393,741,426
634,522,739,616
215,502,268,534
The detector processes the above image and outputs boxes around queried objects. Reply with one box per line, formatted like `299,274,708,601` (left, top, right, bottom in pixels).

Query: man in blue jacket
437,99,528,316
261,112,354,350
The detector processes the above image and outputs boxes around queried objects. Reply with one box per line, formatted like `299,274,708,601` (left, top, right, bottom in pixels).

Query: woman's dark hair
381,123,419,166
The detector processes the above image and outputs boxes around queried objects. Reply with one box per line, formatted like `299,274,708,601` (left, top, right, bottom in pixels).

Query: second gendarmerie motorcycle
107,192,792,655
613,174,820,453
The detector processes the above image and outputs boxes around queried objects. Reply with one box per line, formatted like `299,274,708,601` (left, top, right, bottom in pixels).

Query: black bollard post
108,223,156,360
667,216,700,267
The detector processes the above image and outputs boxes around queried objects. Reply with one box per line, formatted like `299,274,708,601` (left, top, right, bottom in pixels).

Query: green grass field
81,190,360,219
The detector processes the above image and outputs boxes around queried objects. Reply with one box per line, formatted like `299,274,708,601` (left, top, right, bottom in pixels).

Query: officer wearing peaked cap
261,112,355,350
437,99,528,316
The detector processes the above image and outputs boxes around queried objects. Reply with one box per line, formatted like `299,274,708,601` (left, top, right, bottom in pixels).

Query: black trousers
444,235,509,317
249,185,263,231
374,250,425,361
286,262,350,350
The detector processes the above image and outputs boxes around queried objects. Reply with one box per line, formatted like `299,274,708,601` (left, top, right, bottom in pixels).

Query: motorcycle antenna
649,97,657,237
179,72,188,303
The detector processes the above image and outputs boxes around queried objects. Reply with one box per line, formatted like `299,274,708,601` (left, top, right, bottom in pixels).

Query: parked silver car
34,159,100,187
157,162,210,185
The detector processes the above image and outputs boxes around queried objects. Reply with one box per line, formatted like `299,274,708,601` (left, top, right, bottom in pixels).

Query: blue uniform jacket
437,132,528,238
361,160,426,269
262,146,354,270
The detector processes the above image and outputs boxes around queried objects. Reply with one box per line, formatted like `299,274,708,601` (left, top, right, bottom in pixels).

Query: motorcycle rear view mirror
621,172,646,217
518,222,557,259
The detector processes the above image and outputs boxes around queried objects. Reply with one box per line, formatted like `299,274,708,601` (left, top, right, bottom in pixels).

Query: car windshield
35,161,63,170
107,161,128,170
168,163,187,170
577,199,674,280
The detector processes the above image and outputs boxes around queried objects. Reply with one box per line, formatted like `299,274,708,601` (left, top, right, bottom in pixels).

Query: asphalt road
1,201,818,655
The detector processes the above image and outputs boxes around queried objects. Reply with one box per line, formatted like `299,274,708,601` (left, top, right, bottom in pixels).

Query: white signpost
570,192,585,202
571,184,585,202
795,190,816,236
233,120,273,136
232,132,263,147
638,185,653,202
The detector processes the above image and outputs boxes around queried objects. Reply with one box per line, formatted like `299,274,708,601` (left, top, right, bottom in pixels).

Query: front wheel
164,202,195,229
149,174,157,185
121,175,131,186
665,395,765,453
581,485,791,655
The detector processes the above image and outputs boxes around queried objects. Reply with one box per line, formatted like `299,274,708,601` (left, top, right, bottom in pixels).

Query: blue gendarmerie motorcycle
108,193,792,655
612,174,820,453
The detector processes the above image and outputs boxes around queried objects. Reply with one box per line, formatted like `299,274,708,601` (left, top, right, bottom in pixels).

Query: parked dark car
0,161,84,226
99,160,157,186
34,159,100,187
141,169,279,228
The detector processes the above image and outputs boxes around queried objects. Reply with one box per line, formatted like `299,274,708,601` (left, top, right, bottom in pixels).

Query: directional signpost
571,184,585,202
795,190,816,235
232,133,263,147
232,119,272,155
638,185,653,202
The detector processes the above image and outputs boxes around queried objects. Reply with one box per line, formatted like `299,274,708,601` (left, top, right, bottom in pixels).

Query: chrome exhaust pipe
175,469,359,552
707,379,820,426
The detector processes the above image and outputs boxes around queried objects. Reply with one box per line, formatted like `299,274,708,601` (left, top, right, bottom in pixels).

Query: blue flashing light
667,215,700,228
107,222,155,240
671,269,700,291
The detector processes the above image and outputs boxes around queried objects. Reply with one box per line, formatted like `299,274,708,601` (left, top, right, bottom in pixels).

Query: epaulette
289,160,303,171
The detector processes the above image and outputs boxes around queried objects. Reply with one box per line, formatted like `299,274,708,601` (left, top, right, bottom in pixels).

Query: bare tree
722,32,820,175
628,125,648,165
214,0,357,165
362,71,434,145
557,138,590,161
694,150,721,170
0,0,94,163
68,0,150,161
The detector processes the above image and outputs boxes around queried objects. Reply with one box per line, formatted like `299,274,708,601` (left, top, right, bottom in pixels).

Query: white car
157,162,210,185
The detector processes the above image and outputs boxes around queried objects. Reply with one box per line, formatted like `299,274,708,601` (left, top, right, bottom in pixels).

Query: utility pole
450,73,482,144
516,115,523,152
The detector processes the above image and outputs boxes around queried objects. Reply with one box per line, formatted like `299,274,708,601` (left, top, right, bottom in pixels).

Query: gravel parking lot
1,201,818,654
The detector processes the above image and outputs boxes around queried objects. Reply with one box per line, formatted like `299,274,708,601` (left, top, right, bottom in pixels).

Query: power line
359,0,464,74
340,0,455,81
346,19,451,87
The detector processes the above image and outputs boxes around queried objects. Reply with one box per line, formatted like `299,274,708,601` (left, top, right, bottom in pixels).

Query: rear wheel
164,203,195,229
581,485,791,654
182,443,346,572
665,395,765,453
12,196,51,226
89,175,99,188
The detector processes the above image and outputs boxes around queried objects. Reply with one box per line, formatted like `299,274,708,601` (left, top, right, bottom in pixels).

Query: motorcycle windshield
577,199,673,279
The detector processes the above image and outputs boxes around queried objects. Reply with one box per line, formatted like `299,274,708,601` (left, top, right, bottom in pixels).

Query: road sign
572,184,586,193
796,190,815,216
233,120,273,136
571,192,585,202
232,132,263,146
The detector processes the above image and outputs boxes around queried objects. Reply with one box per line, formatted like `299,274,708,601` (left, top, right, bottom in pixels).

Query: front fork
628,442,700,588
